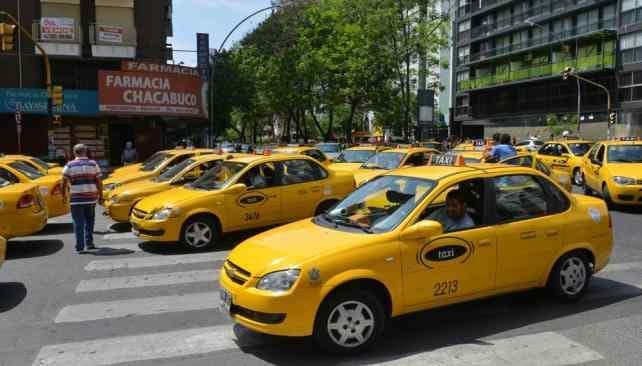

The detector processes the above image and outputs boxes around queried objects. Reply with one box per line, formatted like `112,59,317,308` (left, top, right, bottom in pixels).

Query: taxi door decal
417,236,475,270
237,192,268,208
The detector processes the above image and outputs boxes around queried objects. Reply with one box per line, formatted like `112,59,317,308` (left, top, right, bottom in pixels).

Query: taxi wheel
601,184,613,207
548,252,592,303
582,176,593,196
573,169,583,186
180,216,218,250
313,289,385,354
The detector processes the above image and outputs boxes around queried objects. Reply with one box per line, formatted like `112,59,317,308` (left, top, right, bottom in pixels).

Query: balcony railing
32,20,82,44
458,52,615,91
89,23,137,46
468,18,615,63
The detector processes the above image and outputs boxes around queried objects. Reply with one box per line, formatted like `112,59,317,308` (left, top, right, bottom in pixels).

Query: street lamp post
209,5,281,147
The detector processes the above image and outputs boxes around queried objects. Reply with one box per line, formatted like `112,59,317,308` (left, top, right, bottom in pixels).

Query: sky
169,0,274,67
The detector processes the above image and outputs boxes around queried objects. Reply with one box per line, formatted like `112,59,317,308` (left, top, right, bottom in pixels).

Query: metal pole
576,77,581,133
17,0,22,88
208,5,281,146
571,73,611,139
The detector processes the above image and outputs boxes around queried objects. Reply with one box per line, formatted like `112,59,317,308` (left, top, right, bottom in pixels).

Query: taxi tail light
51,183,63,196
456,155,466,166
264,149,271,156
17,194,35,209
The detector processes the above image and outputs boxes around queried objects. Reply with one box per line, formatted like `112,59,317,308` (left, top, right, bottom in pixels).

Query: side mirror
400,220,443,241
226,183,247,195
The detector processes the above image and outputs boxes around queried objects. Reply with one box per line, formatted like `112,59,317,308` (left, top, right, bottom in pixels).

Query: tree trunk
325,108,334,141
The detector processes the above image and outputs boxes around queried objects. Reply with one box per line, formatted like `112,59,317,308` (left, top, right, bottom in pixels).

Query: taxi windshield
29,157,50,171
189,161,246,190
156,158,195,182
608,145,642,163
316,144,340,153
9,161,45,180
321,176,435,234
141,152,172,172
334,150,375,163
362,152,404,170
568,143,592,156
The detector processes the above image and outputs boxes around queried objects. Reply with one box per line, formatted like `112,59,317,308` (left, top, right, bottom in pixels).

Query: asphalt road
1,200,642,366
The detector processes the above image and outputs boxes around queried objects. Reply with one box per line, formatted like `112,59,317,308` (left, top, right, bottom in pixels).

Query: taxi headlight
151,207,181,220
256,269,300,292
104,183,119,191
613,176,635,185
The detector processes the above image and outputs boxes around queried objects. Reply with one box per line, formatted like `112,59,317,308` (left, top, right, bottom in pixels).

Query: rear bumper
46,198,69,218
3,210,47,239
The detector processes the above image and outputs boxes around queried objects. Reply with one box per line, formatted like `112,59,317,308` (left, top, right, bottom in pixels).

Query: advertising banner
0,89,98,116
97,25,124,43
121,61,200,77
98,70,207,117
40,17,75,41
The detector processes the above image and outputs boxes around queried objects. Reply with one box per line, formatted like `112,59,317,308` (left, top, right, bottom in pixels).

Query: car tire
573,168,583,186
582,175,592,195
602,183,613,208
180,216,218,250
313,288,386,354
548,252,592,303
314,200,338,216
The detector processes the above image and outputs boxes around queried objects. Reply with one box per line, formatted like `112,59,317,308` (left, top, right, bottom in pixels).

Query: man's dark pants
70,204,95,252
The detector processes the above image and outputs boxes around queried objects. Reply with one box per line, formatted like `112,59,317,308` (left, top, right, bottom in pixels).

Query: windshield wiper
325,214,372,233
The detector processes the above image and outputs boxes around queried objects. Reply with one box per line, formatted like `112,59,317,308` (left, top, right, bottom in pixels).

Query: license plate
219,289,233,313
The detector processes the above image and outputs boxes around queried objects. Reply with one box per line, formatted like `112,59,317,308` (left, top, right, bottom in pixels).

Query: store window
94,0,136,46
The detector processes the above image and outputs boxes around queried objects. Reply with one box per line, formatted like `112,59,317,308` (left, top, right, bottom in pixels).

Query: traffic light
52,115,62,127
562,66,573,80
51,86,63,107
0,22,16,52
608,111,617,126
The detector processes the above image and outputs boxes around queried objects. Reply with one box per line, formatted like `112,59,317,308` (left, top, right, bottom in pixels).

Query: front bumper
104,200,134,223
609,184,642,205
218,265,321,337
129,214,181,242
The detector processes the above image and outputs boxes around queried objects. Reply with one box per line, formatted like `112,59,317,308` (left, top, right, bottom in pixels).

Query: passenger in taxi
426,189,475,232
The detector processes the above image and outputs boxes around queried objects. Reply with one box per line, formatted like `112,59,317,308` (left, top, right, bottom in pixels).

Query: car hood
354,169,386,186
104,171,155,186
135,185,216,213
47,167,63,175
328,163,363,172
227,219,374,276
606,164,642,180
112,179,169,198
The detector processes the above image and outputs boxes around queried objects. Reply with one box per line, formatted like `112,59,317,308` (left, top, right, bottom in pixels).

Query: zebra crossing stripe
84,251,230,271
55,291,221,323
102,232,137,241
602,261,642,273
76,269,220,292
368,331,603,366
32,325,263,366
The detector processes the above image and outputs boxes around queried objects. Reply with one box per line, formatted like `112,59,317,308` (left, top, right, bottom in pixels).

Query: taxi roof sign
426,153,466,167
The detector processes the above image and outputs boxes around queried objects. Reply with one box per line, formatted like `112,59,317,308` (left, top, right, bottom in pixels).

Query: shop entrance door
109,124,135,166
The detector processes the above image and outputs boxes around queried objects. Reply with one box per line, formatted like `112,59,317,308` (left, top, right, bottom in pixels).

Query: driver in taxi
426,189,475,232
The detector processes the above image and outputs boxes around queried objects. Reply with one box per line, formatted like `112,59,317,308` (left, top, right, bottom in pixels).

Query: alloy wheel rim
185,222,212,248
559,257,586,295
326,300,375,348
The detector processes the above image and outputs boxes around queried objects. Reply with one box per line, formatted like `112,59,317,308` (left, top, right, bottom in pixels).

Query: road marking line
76,269,219,292
369,332,603,366
84,251,230,271
31,325,264,366
55,291,221,323
102,232,137,240
601,261,642,273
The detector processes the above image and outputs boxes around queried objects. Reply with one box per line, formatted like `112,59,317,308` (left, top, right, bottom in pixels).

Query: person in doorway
426,189,475,232
490,133,516,161
121,141,138,166
62,144,103,254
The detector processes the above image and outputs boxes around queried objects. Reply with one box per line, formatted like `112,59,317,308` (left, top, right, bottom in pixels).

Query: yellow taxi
219,162,613,353
0,177,47,239
0,236,5,269
105,154,228,223
272,146,332,166
0,155,63,175
328,145,389,173
0,160,68,218
353,147,441,186
418,140,444,152
102,148,216,197
499,153,572,191
130,154,356,250
581,139,642,205
537,140,594,185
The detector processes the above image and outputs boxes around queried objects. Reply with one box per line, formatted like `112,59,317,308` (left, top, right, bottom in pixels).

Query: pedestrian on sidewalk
121,141,138,166
62,144,103,254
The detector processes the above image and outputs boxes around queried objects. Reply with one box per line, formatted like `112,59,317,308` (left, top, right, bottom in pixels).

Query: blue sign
0,88,98,116
196,33,210,82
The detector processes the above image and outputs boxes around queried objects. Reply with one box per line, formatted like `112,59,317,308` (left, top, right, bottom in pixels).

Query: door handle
520,231,536,239
297,189,307,195
478,239,492,247
267,194,277,198
310,186,321,193
546,229,559,237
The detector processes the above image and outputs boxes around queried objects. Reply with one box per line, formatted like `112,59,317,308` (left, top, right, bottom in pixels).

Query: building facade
0,0,189,165
448,0,642,139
